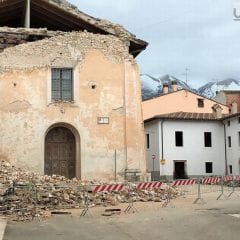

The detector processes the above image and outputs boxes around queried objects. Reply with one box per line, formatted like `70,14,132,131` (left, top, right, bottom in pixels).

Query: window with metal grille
51,68,73,101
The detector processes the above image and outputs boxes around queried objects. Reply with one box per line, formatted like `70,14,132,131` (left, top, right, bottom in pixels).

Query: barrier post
216,176,228,200
193,178,205,204
228,178,240,198
32,185,43,221
162,183,175,208
124,183,138,213
80,188,92,217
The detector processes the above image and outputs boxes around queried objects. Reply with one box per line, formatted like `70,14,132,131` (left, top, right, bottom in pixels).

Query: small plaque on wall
98,117,109,124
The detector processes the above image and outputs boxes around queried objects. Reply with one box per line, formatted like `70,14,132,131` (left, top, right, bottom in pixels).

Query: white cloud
69,0,240,87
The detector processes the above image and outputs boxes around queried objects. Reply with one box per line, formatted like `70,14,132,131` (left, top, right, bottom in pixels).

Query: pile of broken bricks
0,160,180,221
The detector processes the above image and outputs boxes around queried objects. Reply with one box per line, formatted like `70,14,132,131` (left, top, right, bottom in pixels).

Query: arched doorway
45,127,76,179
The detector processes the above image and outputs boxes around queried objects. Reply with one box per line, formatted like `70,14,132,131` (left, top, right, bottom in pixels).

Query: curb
0,218,7,240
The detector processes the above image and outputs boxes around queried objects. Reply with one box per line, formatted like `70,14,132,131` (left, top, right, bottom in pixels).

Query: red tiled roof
145,111,229,122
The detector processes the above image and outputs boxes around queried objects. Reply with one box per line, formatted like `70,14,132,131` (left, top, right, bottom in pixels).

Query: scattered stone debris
0,160,180,221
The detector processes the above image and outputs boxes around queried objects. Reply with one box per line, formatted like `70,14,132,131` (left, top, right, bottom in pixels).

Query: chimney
172,81,177,92
163,83,169,94
212,104,223,118
230,102,237,114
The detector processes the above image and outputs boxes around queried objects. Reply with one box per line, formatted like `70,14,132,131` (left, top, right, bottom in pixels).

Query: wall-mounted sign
98,117,109,124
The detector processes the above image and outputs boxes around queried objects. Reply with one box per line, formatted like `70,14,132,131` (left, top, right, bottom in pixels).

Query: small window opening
238,132,240,147
205,162,213,173
204,132,212,147
198,99,204,108
146,134,150,149
175,131,183,147
228,136,232,148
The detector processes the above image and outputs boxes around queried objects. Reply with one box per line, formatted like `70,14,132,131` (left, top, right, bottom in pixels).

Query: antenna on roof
213,78,219,92
182,68,190,86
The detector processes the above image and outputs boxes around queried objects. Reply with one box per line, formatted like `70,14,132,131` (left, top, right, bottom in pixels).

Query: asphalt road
3,198,240,240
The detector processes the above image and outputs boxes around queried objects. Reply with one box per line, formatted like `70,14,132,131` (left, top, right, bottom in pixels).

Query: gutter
160,120,165,176
223,123,228,175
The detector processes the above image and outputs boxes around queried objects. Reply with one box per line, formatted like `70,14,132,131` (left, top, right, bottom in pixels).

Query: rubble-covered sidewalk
0,160,180,221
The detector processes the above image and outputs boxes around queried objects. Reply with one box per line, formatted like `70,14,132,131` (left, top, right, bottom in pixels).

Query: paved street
3,196,240,240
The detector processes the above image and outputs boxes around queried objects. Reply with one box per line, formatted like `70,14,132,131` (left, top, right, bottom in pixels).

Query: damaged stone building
0,0,148,181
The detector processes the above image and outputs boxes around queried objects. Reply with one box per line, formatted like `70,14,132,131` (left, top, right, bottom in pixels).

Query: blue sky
69,0,240,88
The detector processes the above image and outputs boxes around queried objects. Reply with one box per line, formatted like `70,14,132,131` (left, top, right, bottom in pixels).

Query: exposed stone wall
0,31,132,72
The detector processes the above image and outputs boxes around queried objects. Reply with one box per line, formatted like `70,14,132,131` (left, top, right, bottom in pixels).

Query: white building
223,114,240,175
143,85,240,180
145,112,226,180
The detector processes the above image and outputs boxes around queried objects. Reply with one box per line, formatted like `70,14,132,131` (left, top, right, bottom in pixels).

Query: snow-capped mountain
141,74,240,100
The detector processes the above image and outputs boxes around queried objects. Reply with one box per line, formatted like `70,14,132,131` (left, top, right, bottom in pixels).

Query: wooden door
45,127,76,179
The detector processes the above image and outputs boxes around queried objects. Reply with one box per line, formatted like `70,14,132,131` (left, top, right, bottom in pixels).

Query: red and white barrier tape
235,176,240,181
93,184,124,193
224,176,234,182
202,177,220,184
136,181,163,190
172,179,196,187
224,175,240,181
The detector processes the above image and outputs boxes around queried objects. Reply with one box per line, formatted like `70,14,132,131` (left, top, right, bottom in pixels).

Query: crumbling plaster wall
0,31,146,181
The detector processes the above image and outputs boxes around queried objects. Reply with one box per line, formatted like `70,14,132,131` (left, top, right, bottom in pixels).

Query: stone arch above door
45,125,79,179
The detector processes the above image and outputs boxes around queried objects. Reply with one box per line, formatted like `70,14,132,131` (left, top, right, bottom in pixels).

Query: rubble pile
0,160,180,221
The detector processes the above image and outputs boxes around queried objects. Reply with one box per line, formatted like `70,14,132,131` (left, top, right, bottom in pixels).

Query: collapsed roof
0,0,148,57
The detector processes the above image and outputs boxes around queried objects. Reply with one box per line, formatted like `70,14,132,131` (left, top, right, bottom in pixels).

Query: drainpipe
24,0,31,28
123,61,128,170
223,123,228,175
160,120,165,175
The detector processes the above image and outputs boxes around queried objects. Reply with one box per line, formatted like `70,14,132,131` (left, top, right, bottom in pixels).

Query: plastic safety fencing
0,183,38,221
1,176,240,220
222,175,240,198
0,182,130,219
193,176,240,204
163,176,240,204
171,179,197,197
199,177,222,194
125,181,173,212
